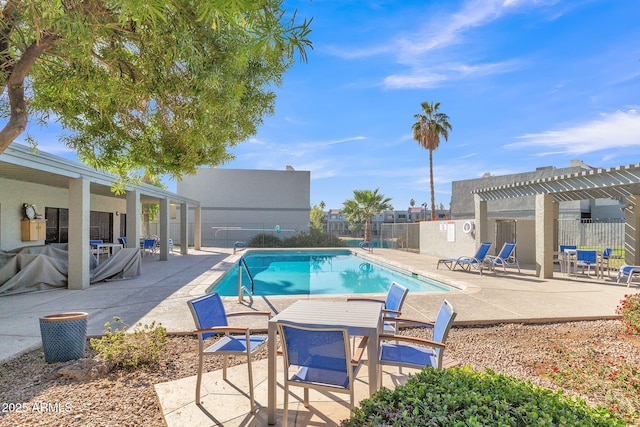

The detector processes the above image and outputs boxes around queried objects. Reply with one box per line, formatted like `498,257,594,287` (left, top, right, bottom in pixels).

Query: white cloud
505,110,640,155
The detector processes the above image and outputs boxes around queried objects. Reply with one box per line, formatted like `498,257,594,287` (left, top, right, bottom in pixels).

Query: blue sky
19,0,640,211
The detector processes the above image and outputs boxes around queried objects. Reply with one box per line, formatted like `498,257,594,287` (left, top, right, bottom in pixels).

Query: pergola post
474,194,488,248
535,194,555,278
624,194,640,266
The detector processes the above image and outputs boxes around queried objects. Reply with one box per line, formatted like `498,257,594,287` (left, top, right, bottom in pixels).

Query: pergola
471,163,640,278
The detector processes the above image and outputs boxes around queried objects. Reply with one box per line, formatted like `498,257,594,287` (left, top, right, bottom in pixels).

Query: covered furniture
378,299,456,385
187,292,271,409
277,321,368,427
486,242,520,273
437,241,492,275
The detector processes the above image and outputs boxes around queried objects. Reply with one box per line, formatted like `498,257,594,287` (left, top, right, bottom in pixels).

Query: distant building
177,167,310,246
450,160,624,220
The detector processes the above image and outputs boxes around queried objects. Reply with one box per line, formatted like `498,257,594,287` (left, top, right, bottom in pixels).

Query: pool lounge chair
437,242,492,275
617,265,640,287
486,242,520,274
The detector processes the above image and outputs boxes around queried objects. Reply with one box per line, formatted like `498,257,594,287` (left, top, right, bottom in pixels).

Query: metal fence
556,218,625,250
378,223,421,253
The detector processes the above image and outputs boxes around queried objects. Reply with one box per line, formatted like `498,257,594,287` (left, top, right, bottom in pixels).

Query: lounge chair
346,281,408,335
278,321,367,427
437,242,492,275
486,242,520,273
617,265,640,287
187,292,271,409
378,300,457,385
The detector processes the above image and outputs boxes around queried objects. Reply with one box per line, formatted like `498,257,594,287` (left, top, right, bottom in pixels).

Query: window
45,207,113,243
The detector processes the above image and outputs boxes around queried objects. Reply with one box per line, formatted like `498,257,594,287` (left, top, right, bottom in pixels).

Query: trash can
39,312,88,363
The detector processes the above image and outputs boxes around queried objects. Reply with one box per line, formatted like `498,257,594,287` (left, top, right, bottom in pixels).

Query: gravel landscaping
1,319,639,426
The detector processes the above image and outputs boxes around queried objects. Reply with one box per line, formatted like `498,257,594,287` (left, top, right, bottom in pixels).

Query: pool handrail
233,241,249,254
238,256,255,301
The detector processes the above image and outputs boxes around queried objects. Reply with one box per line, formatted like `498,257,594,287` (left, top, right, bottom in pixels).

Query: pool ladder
237,256,255,302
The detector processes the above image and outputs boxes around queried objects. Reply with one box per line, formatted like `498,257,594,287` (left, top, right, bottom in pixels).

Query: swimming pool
210,249,452,296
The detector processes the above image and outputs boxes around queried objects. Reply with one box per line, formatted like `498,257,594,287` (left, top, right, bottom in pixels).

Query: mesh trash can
39,312,88,363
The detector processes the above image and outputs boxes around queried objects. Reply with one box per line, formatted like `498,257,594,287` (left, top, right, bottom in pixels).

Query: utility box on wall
21,219,46,241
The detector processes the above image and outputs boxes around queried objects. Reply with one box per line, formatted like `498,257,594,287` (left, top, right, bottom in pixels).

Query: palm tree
342,189,392,242
412,101,452,220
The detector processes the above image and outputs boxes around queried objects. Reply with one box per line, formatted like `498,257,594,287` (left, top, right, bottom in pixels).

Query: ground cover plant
344,366,624,426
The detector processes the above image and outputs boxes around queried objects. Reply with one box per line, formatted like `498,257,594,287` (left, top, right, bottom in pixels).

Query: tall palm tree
412,101,452,220
342,189,392,242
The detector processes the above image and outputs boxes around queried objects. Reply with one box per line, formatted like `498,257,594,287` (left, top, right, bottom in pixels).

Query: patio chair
617,265,640,287
346,281,408,335
555,245,577,273
378,300,456,384
141,238,156,257
601,248,618,277
187,292,271,409
486,242,520,274
575,250,598,277
277,321,368,427
437,242,492,275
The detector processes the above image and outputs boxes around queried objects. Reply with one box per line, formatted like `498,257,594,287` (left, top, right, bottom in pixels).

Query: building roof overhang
0,143,200,206
472,163,640,203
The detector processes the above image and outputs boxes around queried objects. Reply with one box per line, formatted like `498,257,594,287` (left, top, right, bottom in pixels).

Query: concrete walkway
0,247,637,425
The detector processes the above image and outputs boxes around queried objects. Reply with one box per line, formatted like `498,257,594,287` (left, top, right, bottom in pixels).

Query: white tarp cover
0,245,141,296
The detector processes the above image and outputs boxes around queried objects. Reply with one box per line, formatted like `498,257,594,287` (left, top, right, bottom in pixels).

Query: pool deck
1,247,637,426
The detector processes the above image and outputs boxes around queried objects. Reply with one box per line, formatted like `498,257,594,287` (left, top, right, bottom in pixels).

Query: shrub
549,344,640,423
249,233,282,248
343,366,623,426
90,317,168,370
617,293,640,335
283,229,347,248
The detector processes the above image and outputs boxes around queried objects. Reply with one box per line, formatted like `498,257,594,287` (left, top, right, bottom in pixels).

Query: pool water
210,250,452,296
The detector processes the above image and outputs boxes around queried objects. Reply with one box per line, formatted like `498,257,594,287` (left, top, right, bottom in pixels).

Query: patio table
267,300,383,425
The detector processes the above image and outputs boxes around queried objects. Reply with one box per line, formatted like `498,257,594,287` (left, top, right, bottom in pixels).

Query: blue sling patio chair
575,250,598,277
486,242,520,274
378,300,457,385
346,281,408,335
187,292,271,409
277,321,368,427
437,242,492,275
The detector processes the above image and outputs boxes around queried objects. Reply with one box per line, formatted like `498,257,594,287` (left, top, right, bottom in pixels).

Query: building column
180,203,188,255
159,198,170,261
535,194,554,278
194,205,202,250
126,191,141,249
474,194,488,248
68,178,90,290
624,194,640,265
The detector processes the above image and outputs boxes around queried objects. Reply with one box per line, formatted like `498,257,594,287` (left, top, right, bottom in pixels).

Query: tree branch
0,32,59,153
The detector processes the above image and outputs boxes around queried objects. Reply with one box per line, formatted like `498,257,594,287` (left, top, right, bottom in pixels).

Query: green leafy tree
309,203,325,231
412,101,452,220
0,0,312,188
342,189,392,242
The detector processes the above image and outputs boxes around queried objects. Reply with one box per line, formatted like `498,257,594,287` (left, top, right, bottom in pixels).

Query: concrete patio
0,247,636,426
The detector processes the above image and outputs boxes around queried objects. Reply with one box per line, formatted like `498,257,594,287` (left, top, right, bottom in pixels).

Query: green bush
343,366,623,426
283,229,347,247
249,233,283,248
617,293,640,335
90,317,168,370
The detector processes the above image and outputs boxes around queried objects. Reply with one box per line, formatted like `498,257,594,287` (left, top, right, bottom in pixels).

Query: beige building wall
0,177,126,250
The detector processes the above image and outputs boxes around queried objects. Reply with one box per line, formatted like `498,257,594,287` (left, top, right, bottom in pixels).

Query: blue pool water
210,250,452,296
